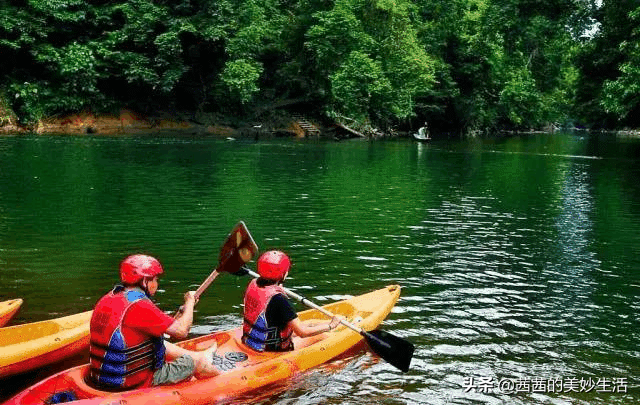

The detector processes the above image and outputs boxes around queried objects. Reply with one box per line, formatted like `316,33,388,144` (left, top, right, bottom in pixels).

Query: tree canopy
0,0,636,133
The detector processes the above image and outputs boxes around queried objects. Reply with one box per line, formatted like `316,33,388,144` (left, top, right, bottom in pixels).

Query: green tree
221,59,264,104
330,51,392,122
574,0,638,128
415,0,583,132
0,1,91,122
306,0,435,127
0,0,204,122
600,6,640,126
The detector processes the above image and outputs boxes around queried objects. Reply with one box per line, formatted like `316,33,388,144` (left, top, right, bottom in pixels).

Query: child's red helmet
257,251,290,281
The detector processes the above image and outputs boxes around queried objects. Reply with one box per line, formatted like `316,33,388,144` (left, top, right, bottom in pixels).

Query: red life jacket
88,286,164,390
242,279,294,352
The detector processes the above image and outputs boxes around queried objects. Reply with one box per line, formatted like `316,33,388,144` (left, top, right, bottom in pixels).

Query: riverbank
0,109,290,138
0,108,383,140
2,107,638,139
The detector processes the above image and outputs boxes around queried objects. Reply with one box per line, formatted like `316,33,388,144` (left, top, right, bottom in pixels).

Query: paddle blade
217,221,259,274
363,329,414,372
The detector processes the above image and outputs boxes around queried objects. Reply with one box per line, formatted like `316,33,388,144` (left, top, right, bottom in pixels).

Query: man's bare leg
165,340,219,378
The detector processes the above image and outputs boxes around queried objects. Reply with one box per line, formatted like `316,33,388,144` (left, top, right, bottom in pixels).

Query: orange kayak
0,310,92,378
0,299,23,327
4,285,401,405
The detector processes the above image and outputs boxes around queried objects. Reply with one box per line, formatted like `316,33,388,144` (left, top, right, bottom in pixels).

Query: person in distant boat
89,254,219,391
417,122,430,139
242,250,341,352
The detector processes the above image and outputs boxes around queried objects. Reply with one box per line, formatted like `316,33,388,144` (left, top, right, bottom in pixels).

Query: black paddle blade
217,221,259,274
362,329,414,372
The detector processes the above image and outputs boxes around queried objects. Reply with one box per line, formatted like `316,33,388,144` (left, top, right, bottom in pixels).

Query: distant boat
413,126,431,141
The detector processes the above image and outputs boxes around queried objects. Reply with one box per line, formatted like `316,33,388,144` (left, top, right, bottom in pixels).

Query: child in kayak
89,254,219,390
242,250,341,352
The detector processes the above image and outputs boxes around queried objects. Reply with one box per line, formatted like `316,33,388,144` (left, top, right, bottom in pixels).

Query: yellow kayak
0,310,92,378
5,286,401,405
0,299,23,327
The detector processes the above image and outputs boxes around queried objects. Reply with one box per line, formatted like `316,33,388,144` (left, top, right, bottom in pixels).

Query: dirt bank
0,108,334,139
0,109,242,137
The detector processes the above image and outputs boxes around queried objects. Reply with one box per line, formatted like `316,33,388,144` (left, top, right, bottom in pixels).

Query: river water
0,132,638,404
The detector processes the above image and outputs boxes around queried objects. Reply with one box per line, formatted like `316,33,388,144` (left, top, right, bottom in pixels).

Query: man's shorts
152,354,196,386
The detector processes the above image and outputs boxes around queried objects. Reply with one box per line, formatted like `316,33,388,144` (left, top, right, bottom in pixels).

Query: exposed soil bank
0,109,337,139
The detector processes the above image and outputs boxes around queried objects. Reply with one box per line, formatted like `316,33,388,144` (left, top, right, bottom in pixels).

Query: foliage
221,59,264,104
0,0,637,131
600,6,640,125
8,81,48,125
329,51,392,122
306,0,435,125
574,0,639,128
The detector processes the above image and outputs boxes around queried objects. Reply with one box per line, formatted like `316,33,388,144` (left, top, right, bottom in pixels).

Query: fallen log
335,122,366,138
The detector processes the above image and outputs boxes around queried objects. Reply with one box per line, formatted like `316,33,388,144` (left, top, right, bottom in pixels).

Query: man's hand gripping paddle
238,225,414,373
175,221,258,317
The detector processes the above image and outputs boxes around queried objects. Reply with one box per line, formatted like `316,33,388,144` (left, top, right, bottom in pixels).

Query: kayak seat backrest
0,323,61,347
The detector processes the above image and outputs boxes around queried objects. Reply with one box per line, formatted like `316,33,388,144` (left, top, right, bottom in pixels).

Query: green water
0,133,639,404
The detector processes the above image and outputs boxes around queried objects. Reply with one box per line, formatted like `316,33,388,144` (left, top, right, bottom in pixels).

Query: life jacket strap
90,339,154,355
89,349,155,366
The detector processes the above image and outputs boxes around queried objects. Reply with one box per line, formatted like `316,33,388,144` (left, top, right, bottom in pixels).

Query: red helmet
120,254,164,285
257,251,290,281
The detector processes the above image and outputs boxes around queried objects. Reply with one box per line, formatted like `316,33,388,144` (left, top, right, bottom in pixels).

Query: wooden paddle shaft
244,268,364,335
194,270,220,300
175,269,220,319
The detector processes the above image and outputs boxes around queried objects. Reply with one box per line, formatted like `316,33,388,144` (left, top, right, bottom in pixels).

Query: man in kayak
242,250,341,352
89,254,219,390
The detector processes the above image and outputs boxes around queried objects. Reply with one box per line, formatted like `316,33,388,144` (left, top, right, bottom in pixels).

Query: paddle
175,221,259,317
240,265,415,372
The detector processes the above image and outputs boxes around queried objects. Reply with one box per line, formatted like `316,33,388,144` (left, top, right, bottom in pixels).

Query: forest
0,0,638,135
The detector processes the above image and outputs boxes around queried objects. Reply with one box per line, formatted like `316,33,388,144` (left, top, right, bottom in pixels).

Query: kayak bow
0,299,23,328
0,311,92,379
